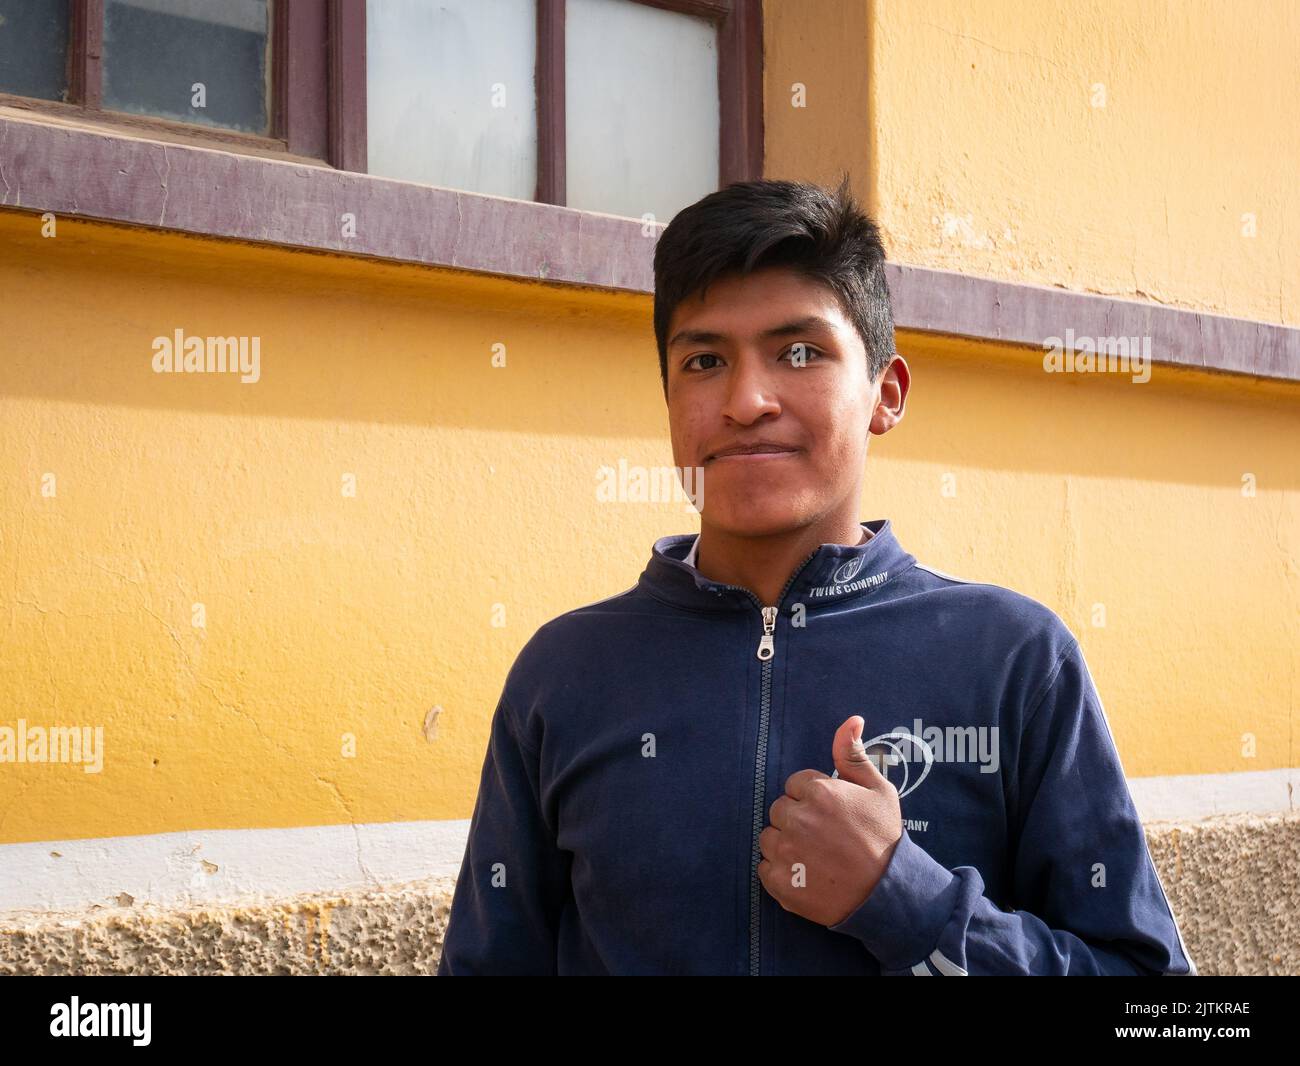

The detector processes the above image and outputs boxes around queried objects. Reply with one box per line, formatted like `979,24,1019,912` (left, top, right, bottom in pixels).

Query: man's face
664,265,894,539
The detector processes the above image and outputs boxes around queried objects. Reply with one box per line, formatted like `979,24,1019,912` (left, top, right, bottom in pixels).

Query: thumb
832,716,888,789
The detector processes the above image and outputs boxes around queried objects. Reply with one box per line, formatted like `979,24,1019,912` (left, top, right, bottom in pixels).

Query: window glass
103,0,271,134
566,0,719,222
0,0,71,102
367,0,538,201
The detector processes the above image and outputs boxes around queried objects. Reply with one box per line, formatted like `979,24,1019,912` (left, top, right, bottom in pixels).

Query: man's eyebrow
667,315,839,350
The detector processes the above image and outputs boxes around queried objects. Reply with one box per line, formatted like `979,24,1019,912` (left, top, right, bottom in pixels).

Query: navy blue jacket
437,519,1197,975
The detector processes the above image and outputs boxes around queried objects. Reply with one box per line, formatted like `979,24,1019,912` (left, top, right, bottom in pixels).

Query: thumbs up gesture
756,716,904,927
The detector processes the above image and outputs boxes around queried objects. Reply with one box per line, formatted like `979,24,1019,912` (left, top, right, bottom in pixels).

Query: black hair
653,173,897,389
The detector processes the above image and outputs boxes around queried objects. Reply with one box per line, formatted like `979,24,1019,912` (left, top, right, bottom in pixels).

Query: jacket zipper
708,547,821,976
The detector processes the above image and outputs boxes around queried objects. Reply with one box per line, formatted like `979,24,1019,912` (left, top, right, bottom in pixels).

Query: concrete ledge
2,812,1295,975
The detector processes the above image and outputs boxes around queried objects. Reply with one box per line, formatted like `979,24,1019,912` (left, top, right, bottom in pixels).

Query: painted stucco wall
0,212,664,844
765,0,1299,325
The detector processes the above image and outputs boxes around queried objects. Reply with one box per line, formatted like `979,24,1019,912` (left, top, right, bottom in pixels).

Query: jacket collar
639,519,916,613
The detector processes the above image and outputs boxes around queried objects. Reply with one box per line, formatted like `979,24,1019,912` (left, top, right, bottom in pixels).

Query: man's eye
685,353,722,371
784,344,822,364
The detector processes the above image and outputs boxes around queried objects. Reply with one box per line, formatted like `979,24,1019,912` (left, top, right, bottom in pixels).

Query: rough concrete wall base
2,815,1296,975
0,878,458,976
1145,812,1299,976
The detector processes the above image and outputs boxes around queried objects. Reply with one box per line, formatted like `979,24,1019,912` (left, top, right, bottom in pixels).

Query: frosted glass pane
367,0,537,201
566,0,719,223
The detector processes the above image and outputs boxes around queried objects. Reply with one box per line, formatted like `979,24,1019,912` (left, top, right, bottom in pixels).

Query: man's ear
869,356,910,435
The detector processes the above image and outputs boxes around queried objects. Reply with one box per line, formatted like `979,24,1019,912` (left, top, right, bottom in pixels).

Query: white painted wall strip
1126,768,1297,823
0,819,471,916
0,769,1294,917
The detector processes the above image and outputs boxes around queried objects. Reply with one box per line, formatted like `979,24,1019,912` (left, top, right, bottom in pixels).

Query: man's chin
700,507,811,540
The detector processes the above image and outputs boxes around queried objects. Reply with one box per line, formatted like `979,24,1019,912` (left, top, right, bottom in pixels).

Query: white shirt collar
682,525,872,570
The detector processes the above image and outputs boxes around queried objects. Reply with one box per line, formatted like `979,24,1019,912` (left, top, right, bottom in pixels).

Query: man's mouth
704,444,801,464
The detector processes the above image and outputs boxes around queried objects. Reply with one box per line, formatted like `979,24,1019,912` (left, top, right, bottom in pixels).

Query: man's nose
720,352,781,424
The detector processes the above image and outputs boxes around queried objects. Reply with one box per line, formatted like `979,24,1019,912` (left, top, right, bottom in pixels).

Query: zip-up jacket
437,519,1197,975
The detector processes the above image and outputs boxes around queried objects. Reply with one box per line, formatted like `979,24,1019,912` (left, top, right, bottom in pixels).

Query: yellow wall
0,212,658,843
1,206,1296,847
3,0,1299,853
765,0,1300,326
878,334,1298,781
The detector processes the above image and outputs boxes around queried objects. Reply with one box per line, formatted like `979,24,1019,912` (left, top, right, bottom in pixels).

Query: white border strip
0,819,470,916
1,769,1294,916
1126,768,1297,823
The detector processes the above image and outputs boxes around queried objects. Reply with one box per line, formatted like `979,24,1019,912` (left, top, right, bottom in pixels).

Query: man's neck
694,519,868,606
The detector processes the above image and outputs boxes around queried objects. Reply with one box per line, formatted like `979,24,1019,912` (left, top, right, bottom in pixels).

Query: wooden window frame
0,0,759,189
535,0,763,205
0,0,367,167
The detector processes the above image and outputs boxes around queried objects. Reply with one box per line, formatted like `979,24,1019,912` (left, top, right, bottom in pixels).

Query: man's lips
704,445,801,464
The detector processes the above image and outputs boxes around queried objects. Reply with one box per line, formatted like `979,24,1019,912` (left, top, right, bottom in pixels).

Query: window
0,0,363,165
102,0,272,134
364,0,761,222
0,0,759,217
564,0,719,221
0,0,72,102
366,0,538,201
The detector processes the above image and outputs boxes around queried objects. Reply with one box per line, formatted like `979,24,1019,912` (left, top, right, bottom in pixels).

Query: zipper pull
756,606,777,660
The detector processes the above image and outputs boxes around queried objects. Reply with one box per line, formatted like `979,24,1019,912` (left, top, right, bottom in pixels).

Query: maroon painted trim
274,0,329,159
0,116,1295,383
327,0,366,171
884,262,1298,382
718,0,763,184
0,115,657,289
69,0,104,110
633,0,733,19
535,0,565,205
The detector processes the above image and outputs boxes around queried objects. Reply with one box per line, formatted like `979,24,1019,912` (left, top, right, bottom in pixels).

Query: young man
437,177,1196,976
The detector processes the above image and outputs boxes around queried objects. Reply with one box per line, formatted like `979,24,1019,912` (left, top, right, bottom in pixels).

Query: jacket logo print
831,729,934,798
832,556,866,585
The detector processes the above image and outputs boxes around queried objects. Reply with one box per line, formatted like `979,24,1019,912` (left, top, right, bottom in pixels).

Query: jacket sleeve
828,639,1197,975
436,692,572,975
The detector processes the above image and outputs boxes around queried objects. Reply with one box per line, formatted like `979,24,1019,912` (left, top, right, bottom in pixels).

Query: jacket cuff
827,829,962,971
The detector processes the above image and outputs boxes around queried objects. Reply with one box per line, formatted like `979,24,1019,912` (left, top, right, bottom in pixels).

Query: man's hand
756,715,904,927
